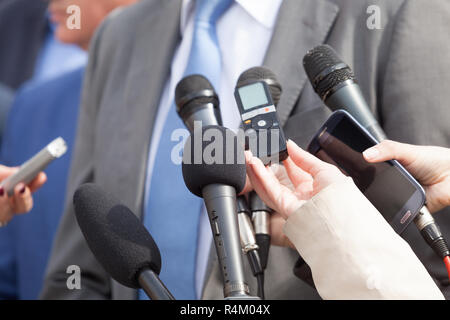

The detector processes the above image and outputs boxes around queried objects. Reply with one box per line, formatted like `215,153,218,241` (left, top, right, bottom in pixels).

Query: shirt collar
180,0,283,34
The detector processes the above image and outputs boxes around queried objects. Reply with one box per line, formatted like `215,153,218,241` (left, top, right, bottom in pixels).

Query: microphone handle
250,192,272,270
138,269,175,300
202,184,250,298
325,81,386,142
184,104,221,132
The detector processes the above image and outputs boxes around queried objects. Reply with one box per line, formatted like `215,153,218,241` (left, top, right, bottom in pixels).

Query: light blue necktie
141,0,232,300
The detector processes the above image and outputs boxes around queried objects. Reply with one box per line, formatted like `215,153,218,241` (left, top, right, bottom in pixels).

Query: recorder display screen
238,82,269,110
315,116,417,222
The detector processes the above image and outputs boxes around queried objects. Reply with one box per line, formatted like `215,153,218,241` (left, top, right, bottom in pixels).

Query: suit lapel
264,0,339,126
117,0,182,216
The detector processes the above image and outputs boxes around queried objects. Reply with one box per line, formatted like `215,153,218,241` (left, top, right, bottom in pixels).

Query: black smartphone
308,110,425,234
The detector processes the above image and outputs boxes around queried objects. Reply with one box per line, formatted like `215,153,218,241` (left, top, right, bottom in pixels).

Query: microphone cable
414,206,450,281
444,256,450,281
248,249,265,300
237,196,265,299
245,245,265,299
256,272,265,300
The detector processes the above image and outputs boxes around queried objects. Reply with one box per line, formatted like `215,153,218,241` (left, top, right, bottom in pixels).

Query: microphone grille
303,45,355,100
237,67,282,106
175,74,218,114
315,68,355,100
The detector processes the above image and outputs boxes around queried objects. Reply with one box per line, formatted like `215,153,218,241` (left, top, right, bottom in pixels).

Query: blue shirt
0,67,85,299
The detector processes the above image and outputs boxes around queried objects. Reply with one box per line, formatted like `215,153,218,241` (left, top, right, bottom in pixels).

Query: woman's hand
363,140,450,213
0,165,47,226
246,140,347,219
245,140,348,246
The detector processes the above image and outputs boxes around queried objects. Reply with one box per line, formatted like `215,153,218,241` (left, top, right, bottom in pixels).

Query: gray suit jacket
41,0,450,300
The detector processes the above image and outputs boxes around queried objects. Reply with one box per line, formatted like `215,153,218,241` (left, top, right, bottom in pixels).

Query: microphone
182,125,257,299
303,44,450,271
303,44,386,142
175,74,265,296
175,74,222,131
73,183,174,300
235,66,282,272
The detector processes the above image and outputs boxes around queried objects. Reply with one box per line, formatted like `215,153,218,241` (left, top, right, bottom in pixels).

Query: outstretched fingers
286,140,331,177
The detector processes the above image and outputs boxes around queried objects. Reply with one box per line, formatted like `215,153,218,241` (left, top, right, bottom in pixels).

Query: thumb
0,165,18,182
363,140,417,166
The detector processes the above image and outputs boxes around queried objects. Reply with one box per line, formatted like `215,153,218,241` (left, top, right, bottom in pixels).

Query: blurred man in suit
42,0,450,300
0,0,48,89
0,0,86,143
0,0,138,300
0,85,12,136
0,0,86,89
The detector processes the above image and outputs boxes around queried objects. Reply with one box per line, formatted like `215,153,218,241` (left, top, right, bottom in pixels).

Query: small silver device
1,137,67,196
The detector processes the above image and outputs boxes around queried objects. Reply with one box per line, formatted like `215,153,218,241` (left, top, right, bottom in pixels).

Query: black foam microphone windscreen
182,125,246,197
73,183,161,289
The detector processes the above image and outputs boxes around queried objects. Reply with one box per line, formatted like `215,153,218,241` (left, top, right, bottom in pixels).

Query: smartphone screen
308,111,425,233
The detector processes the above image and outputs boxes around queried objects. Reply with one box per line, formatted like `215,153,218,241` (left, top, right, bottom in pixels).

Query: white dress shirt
144,0,283,299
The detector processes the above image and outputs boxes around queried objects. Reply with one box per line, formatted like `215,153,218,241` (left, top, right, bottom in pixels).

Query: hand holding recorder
0,165,46,226
0,137,67,226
